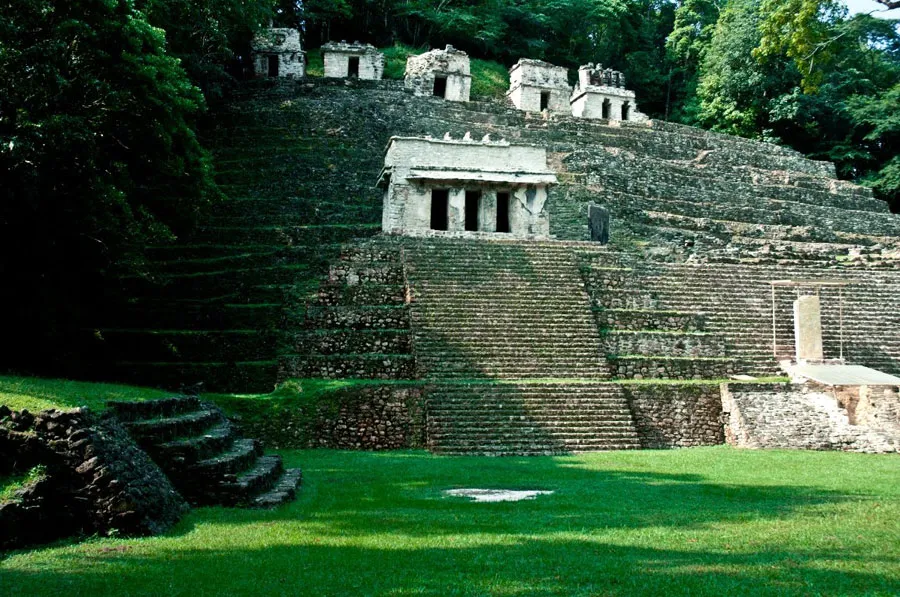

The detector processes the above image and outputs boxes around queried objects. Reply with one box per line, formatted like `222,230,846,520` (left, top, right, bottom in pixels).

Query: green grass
2,448,898,596
0,466,46,501
470,58,511,99
0,375,170,413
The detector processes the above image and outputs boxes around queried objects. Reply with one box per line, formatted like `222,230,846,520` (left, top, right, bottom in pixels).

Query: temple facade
404,46,471,102
507,59,571,113
322,41,384,80
377,135,557,237
251,28,305,79
570,64,647,121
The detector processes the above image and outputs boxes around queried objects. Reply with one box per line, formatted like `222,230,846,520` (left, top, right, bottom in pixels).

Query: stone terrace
86,78,900,397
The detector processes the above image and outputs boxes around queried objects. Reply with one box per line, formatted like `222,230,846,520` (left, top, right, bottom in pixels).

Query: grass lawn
2,447,898,596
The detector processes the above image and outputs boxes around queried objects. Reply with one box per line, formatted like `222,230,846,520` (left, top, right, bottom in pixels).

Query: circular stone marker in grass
443,489,553,503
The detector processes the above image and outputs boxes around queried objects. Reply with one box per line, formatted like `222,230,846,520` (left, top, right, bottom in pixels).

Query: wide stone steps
108,397,302,508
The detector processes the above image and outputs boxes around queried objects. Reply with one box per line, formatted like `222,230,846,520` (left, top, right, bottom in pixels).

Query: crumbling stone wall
622,385,724,448
721,383,898,452
405,46,471,101
0,407,188,550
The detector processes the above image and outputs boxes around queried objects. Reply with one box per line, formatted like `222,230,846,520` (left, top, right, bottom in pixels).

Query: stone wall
219,385,427,449
622,385,724,448
721,382,898,452
0,407,188,550
507,59,571,113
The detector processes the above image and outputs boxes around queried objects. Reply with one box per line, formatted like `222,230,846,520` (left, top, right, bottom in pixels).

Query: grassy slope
1,448,898,596
0,375,170,412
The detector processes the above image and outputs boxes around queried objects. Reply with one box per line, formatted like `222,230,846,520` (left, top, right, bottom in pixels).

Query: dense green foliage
2,447,898,595
0,0,223,370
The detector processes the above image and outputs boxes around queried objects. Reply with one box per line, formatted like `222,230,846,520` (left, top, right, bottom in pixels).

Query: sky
843,0,900,19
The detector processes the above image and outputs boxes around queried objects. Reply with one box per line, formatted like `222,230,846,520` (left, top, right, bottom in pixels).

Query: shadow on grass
4,450,897,595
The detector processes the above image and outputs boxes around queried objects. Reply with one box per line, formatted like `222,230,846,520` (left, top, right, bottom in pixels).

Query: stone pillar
447,188,466,232
794,295,824,362
481,192,497,232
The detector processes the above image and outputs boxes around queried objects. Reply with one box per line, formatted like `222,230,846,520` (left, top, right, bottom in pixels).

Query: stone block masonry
252,28,305,79
507,59,571,113
623,385,724,448
0,406,189,550
322,41,384,80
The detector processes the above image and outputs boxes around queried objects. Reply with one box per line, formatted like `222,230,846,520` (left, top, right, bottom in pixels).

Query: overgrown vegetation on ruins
0,0,898,369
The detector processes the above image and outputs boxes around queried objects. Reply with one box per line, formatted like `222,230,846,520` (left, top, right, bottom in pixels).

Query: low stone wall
622,385,724,448
216,384,427,450
0,407,188,550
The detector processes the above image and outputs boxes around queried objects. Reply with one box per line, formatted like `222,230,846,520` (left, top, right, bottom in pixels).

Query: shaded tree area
0,0,224,370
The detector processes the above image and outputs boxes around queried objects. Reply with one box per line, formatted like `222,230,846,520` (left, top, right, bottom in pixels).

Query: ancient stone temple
507,59,571,113
377,134,557,237
252,28,306,79
322,41,384,80
570,64,647,121
405,46,471,102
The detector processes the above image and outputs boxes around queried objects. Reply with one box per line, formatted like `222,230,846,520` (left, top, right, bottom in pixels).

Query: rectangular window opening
433,76,448,98
348,56,360,78
540,91,550,111
465,191,481,231
267,55,279,77
602,99,611,120
496,192,511,233
621,102,630,121
430,189,449,231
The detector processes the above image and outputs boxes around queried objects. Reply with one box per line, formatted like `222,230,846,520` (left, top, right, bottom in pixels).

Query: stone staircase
108,396,302,507
280,239,416,380
403,237,610,380
426,382,641,455
577,251,740,379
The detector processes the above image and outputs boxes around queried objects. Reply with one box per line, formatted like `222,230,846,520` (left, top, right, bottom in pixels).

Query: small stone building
377,134,558,237
322,41,384,80
570,64,647,121
252,28,305,79
507,59,571,113
404,46,471,102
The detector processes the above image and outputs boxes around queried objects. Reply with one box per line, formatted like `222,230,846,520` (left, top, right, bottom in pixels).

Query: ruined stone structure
507,59,571,113
322,41,384,80
378,135,557,237
405,46,471,101
252,28,305,79
570,64,647,121
90,76,900,455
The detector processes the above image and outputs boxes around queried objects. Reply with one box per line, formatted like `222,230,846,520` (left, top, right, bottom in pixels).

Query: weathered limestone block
623,385,725,448
507,59,571,113
405,46,471,101
322,41,384,80
252,28,306,79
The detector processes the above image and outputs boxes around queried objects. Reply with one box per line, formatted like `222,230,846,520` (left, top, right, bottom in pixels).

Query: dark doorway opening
540,91,550,111
348,56,360,78
588,203,610,244
621,102,630,121
602,99,611,119
496,192,511,233
433,76,448,98
267,55,279,78
465,191,481,231
431,189,449,231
